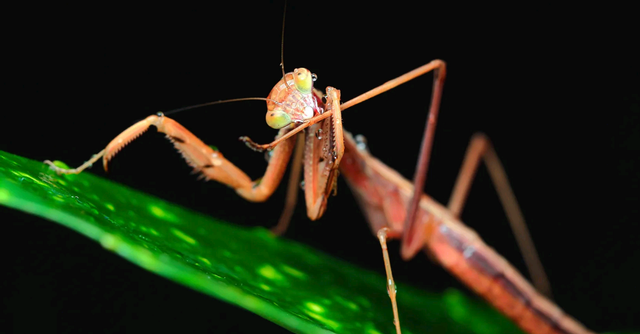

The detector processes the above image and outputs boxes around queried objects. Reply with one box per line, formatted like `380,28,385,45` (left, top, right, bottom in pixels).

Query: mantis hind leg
447,133,552,298
377,227,402,334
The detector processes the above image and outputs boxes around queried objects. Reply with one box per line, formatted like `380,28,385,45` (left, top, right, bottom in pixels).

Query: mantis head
266,68,316,129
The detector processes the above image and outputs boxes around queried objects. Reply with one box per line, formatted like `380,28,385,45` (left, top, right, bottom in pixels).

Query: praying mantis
2,1,639,333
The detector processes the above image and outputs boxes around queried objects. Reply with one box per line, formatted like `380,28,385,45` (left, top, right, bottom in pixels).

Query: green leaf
0,150,527,334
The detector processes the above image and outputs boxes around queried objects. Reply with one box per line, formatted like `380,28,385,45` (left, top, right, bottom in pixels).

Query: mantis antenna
166,1,291,119
280,0,291,90
162,97,281,117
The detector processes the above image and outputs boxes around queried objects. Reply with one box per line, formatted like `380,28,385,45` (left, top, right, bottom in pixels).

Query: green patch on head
294,68,313,94
265,108,292,129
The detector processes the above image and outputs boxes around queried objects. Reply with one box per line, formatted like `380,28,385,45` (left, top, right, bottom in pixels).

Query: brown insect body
45,61,594,334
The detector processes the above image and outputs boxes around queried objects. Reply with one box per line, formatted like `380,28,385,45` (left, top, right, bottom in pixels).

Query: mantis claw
43,149,106,175
239,136,272,152
43,160,62,174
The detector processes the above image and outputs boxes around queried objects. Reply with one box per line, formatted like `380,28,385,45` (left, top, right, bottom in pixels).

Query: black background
1,2,638,333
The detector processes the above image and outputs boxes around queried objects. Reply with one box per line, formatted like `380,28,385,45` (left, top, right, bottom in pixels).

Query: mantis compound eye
266,108,292,129
293,68,313,94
